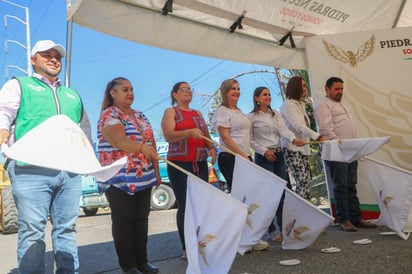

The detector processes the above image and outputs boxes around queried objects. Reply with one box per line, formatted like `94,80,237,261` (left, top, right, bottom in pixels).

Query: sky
0,0,288,142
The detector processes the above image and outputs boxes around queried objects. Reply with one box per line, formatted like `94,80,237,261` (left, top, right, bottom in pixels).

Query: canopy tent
66,0,412,70
65,0,412,224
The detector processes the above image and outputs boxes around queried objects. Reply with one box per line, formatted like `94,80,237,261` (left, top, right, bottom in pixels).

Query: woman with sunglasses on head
212,79,251,192
248,86,304,242
212,78,269,252
161,81,216,260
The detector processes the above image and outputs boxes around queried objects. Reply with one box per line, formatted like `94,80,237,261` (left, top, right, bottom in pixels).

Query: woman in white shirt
212,79,251,193
248,86,304,241
213,79,269,252
280,76,328,200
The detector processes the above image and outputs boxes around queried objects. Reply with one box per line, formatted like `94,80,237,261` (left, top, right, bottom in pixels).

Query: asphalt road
1,208,412,274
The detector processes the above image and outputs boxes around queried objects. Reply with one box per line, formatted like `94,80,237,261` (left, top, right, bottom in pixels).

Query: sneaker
252,240,269,251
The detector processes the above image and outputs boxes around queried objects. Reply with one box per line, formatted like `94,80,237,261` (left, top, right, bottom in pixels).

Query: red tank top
167,107,208,162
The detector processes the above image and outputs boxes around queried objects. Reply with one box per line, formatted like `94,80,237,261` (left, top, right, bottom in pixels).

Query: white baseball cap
31,40,66,58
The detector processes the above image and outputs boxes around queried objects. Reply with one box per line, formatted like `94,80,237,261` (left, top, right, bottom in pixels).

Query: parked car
151,141,226,210
79,175,109,216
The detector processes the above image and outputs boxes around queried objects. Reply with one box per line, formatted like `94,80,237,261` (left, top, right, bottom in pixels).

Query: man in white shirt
314,77,376,232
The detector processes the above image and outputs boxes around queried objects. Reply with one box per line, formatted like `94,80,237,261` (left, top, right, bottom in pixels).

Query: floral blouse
97,106,157,194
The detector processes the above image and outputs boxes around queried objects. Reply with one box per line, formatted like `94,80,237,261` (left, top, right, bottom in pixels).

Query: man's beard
45,68,60,77
334,94,342,102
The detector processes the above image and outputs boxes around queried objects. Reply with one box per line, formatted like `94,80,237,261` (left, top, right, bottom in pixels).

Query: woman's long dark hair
251,86,274,116
285,76,304,100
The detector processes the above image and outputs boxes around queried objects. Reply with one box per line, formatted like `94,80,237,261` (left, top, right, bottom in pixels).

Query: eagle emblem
198,234,217,266
246,203,260,229
293,226,310,241
323,35,375,67
380,190,394,209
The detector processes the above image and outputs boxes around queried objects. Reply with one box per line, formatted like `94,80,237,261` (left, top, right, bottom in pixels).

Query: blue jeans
324,160,362,224
254,152,289,232
8,161,82,274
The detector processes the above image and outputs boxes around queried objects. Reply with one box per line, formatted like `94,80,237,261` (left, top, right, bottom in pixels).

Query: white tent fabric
66,0,412,70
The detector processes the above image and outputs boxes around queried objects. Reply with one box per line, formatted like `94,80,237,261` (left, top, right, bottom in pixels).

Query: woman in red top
161,81,216,259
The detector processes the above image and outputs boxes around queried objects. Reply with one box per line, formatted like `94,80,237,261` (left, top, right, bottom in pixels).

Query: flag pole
201,136,237,156
363,156,412,174
159,157,189,175
305,141,323,145
305,139,342,145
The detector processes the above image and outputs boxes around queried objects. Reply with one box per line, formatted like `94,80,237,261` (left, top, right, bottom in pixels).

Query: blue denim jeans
254,152,289,232
8,161,82,274
324,160,362,224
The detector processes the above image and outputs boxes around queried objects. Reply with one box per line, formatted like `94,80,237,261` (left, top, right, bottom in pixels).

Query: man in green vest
0,40,91,273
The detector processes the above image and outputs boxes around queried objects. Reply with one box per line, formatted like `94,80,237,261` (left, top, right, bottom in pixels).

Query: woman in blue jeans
248,86,304,241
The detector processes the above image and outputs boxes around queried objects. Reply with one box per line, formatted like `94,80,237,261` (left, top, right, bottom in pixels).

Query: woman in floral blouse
97,77,160,274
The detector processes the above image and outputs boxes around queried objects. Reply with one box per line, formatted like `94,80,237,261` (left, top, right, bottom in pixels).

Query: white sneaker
252,240,269,251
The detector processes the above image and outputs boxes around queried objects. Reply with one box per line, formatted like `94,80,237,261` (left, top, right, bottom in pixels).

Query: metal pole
3,0,31,75
24,5,31,75
65,18,73,87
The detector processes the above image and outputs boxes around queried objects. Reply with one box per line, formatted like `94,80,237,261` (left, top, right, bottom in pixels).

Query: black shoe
354,220,377,229
122,267,142,274
137,262,159,274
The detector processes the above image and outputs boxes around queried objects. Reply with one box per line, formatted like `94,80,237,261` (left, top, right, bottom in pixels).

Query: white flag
231,155,286,255
185,174,248,274
363,157,412,240
321,137,390,162
3,115,126,182
282,188,334,250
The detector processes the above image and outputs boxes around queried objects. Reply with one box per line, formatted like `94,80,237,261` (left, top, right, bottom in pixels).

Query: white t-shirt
212,106,251,155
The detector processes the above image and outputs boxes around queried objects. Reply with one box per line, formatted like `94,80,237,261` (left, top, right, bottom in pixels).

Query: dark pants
105,186,152,271
218,152,236,192
254,152,290,232
324,160,362,224
167,160,208,250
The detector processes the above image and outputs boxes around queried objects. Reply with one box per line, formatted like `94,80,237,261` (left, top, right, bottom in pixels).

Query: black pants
105,186,152,271
218,152,236,192
167,160,208,250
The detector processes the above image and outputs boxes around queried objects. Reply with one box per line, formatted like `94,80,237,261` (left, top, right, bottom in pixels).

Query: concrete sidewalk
1,209,411,273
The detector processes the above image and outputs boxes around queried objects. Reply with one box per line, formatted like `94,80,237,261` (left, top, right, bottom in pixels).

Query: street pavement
1,208,412,274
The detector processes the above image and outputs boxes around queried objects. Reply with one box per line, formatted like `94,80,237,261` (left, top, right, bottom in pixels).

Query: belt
267,147,282,153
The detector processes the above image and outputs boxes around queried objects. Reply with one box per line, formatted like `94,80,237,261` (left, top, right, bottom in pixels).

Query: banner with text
305,27,412,214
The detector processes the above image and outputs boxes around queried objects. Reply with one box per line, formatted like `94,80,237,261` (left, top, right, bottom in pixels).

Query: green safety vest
14,76,83,141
